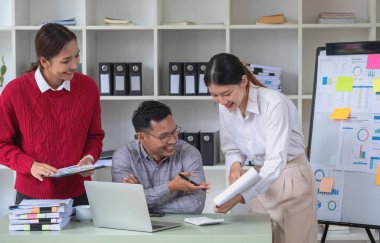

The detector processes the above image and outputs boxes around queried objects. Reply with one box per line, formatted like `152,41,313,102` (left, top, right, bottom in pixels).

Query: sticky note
335,76,354,92
376,165,380,185
31,208,39,214
322,77,328,85
320,177,334,193
373,78,380,93
330,108,351,120
367,54,380,69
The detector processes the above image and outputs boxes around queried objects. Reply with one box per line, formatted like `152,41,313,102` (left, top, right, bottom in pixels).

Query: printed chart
312,165,345,222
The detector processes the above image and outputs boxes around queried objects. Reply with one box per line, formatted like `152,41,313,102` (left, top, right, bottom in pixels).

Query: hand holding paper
214,167,260,207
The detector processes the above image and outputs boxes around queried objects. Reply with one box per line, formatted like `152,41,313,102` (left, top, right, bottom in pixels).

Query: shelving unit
0,0,379,226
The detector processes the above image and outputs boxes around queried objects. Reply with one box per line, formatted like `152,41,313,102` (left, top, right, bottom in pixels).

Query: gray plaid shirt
111,140,206,214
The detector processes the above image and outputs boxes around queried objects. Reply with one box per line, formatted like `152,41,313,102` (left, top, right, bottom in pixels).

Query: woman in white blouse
204,53,317,243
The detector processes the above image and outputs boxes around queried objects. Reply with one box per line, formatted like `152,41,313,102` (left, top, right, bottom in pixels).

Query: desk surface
0,213,271,243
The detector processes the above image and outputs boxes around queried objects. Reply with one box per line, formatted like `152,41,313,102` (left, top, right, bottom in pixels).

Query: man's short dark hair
132,101,172,132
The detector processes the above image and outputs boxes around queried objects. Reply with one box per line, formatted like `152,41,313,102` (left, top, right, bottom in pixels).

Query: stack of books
8,199,73,231
163,20,195,25
318,12,356,24
245,64,282,91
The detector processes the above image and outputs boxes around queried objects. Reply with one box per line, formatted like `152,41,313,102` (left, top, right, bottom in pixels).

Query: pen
178,172,207,191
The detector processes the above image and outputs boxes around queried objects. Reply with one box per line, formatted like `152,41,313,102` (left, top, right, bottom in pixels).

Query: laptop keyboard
152,224,166,230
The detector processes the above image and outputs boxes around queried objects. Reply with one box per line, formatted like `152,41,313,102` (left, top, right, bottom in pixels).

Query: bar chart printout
311,165,345,222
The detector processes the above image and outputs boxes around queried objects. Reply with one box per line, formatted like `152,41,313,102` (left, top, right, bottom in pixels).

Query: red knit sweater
0,71,105,199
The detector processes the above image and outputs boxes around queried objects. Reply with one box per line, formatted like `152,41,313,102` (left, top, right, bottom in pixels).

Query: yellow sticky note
373,78,380,93
376,165,380,185
330,108,351,120
335,76,354,92
320,177,334,193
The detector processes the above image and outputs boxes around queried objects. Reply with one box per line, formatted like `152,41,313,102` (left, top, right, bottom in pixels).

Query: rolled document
214,167,260,206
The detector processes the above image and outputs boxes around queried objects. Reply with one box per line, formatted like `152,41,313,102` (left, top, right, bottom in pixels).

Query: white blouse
219,84,305,202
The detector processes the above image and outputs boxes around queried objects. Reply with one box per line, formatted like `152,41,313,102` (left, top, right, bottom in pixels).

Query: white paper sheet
311,164,345,222
213,167,260,206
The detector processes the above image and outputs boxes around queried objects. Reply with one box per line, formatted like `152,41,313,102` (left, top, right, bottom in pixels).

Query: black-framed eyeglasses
143,125,181,143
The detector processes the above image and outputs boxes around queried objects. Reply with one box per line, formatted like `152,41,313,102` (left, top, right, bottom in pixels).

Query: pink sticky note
367,54,380,69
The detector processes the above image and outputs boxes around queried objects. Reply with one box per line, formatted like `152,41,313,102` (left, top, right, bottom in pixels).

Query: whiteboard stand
319,221,376,243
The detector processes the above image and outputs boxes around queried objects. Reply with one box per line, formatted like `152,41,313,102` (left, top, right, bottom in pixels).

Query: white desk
0,214,272,243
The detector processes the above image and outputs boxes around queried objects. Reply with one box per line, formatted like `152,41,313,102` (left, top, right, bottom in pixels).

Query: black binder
197,62,208,95
99,63,114,96
178,132,184,140
183,62,197,95
169,62,183,95
113,63,129,95
200,131,220,166
128,62,142,96
183,132,200,150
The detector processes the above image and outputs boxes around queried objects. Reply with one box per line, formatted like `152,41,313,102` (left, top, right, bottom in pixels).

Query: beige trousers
249,154,318,243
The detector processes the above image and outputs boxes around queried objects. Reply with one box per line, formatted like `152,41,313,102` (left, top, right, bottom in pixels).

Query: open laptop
84,181,181,232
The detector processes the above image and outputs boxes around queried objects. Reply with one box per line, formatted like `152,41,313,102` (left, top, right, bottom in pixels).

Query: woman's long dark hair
204,53,265,88
27,23,77,72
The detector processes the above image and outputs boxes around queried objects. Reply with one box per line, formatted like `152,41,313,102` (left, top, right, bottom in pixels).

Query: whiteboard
309,47,380,228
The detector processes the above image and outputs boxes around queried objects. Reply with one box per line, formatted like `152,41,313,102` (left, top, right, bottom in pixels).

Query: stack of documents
163,20,195,25
104,17,132,25
42,17,77,26
318,12,356,24
8,199,73,231
246,63,282,91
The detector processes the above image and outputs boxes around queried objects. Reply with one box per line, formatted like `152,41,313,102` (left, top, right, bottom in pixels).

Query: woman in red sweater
0,23,105,206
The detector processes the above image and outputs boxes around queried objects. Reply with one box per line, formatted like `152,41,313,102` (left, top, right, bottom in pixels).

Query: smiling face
39,39,80,89
138,115,178,163
208,75,248,112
